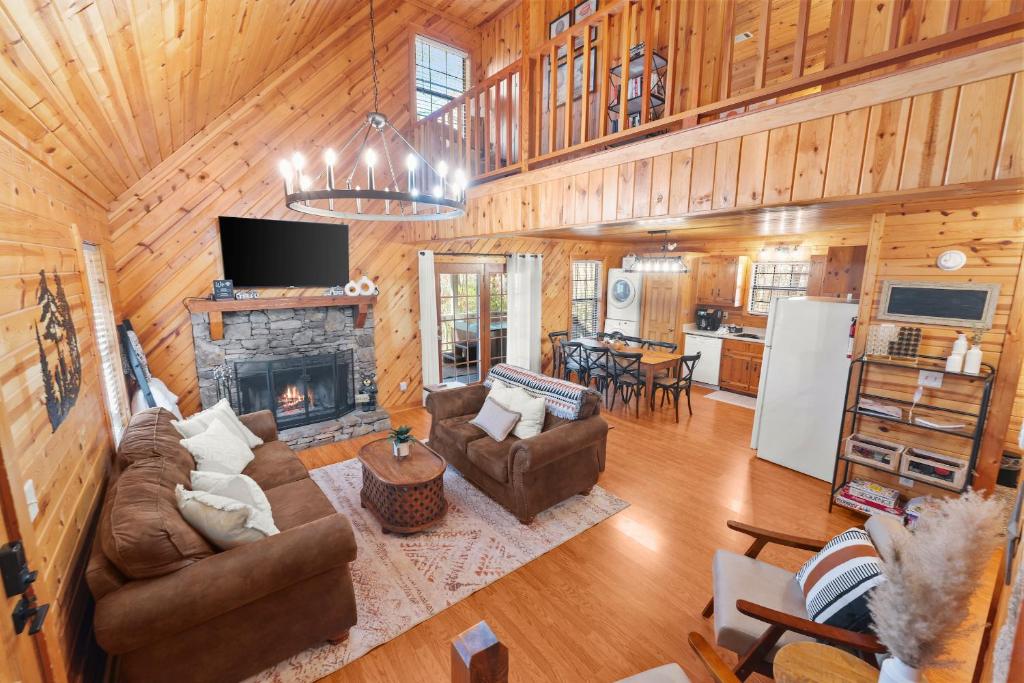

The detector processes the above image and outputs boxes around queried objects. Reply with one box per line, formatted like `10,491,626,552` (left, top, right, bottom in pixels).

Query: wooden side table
358,438,447,534
773,643,878,683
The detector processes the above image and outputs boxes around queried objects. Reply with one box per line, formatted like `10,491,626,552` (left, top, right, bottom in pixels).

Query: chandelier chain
369,0,381,113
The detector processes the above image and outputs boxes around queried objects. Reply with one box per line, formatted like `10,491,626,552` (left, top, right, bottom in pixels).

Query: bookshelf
828,354,996,509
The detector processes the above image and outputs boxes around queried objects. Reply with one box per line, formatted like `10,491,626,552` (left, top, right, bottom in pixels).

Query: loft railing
413,61,522,181
414,0,1024,185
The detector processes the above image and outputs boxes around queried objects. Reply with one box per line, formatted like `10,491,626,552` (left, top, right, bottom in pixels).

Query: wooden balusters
754,0,772,90
598,14,611,138
451,621,508,683
793,0,811,79
564,33,574,150
581,25,592,145
548,44,557,154
640,0,654,125
664,0,680,114
617,1,630,134
718,0,736,102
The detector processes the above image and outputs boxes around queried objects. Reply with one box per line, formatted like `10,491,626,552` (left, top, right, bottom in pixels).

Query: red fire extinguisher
847,316,857,359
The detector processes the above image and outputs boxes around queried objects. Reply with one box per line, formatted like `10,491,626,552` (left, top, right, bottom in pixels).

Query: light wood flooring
297,387,985,682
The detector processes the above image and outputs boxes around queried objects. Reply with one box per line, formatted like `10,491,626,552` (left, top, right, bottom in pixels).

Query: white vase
879,657,923,683
393,441,410,458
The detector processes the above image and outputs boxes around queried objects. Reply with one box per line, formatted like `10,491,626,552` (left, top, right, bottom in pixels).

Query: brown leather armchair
426,383,607,523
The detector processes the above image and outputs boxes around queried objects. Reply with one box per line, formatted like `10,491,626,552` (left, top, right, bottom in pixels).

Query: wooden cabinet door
821,245,868,299
695,258,718,305
641,274,681,343
718,342,749,392
747,357,763,395
715,257,738,306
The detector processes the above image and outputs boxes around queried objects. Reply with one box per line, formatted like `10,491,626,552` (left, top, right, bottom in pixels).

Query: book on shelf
857,398,902,420
834,484,905,521
847,478,900,507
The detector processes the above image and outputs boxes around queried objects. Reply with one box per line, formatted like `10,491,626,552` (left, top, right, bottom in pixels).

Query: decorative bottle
963,331,983,375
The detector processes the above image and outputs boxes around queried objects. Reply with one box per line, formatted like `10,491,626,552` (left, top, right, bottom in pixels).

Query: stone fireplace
189,303,389,449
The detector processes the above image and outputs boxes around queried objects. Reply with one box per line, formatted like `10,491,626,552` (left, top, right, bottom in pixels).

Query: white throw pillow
172,398,263,448
175,485,278,550
179,419,255,475
488,382,546,439
131,377,183,419
190,471,276,534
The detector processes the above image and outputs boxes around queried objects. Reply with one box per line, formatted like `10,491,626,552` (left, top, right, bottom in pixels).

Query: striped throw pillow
795,528,885,631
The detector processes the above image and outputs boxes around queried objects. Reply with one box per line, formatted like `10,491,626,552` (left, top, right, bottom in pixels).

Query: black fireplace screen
234,351,355,429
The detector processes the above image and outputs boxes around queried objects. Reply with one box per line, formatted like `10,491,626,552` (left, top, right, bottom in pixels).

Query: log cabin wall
104,1,629,415
476,2,522,82
0,135,117,679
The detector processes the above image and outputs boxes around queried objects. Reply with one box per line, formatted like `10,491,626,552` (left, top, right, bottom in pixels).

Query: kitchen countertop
683,323,766,344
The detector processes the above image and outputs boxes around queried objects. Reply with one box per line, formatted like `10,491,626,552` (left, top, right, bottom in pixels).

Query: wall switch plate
898,476,915,488
400,381,408,391
918,370,943,389
23,480,38,522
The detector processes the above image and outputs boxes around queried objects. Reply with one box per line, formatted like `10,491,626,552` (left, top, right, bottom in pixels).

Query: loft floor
297,387,983,682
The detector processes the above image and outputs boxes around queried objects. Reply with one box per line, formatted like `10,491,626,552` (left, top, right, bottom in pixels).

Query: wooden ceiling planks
0,0,373,202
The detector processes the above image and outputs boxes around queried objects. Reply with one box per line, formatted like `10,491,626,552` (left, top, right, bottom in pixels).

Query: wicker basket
844,433,905,472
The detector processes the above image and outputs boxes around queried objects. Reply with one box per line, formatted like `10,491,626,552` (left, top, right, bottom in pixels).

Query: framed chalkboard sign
212,279,234,300
878,280,999,328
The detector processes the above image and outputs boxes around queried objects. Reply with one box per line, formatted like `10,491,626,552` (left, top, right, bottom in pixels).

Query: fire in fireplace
234,351,355,429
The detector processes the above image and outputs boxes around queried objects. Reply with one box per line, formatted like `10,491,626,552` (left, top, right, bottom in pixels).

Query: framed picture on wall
542,48,597,109
573,0,599,49
550,11,572,59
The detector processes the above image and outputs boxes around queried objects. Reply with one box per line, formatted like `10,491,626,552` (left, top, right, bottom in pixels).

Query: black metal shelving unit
828,354,996,511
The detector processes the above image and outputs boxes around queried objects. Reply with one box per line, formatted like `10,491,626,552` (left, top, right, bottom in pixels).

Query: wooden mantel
185,295,376,340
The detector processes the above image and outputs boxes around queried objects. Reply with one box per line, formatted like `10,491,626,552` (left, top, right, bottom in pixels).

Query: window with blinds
82,243,130,443
570,260,602,338
747,261,812,315
415,35,469,119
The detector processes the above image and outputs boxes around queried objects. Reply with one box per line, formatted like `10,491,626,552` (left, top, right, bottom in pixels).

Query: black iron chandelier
278,0,466,222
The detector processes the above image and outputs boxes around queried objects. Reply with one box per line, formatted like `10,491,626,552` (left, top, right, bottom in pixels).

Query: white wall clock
936,250,967,271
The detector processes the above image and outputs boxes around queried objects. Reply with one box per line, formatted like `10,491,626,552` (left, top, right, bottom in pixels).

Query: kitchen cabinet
695,256,748,307
718,339,764,396
806,247,866,299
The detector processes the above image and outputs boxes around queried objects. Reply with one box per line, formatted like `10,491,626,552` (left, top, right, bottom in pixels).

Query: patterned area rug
249,459,628,682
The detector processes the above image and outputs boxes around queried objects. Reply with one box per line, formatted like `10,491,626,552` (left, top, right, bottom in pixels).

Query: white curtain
418,250,441,386
506,254,543,372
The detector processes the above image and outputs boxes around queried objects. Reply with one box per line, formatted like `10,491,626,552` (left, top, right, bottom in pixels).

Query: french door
436,261,507,383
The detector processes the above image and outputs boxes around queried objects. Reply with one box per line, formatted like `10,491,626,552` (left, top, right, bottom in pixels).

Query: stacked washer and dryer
604,268,643,340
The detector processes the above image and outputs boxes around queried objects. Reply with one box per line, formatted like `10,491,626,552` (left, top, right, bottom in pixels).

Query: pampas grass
868,490,1001,669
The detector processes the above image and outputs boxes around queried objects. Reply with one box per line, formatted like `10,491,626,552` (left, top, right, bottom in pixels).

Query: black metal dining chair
583,345,612,404
652,352,702,422
548,330,569,377
608,349,645,418
643,340,678,352
560,340,587,384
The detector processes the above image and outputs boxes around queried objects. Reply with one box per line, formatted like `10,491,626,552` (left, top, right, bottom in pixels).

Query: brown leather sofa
87,408,358,683
426,383,608,523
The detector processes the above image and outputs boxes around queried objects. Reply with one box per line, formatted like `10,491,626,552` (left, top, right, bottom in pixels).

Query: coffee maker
696,306,723,331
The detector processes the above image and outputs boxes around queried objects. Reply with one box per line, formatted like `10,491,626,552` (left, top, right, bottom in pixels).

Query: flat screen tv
218,216,349,287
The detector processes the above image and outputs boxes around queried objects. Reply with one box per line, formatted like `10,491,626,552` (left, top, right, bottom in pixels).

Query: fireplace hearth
189,304,389,449
235,351,355,429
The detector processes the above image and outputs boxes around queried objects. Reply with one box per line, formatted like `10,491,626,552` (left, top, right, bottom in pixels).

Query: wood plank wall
0,135,115,679
857,201,1024,470
476,2,522,81
104,0,629,416
407,46,1023,242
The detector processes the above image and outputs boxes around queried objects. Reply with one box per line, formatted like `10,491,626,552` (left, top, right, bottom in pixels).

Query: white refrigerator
751,297,858,481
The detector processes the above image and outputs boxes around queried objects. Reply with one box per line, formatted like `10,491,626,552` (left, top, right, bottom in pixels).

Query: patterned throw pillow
795,527,885,631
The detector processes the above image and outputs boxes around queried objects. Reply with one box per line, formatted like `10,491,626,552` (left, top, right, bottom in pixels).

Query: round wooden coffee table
357,439,447,534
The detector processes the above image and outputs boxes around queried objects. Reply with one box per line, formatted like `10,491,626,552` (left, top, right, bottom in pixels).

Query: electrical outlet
918,370,943,389
23,480,38,522
400,381,408,391
898,476,915,488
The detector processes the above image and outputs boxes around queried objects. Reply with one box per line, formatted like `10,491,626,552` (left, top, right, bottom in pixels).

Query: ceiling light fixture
279,0,465,222
627,231,687,273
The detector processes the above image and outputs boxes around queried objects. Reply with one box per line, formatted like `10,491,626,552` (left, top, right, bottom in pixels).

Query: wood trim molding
185,295,377,340
975,221,1024,492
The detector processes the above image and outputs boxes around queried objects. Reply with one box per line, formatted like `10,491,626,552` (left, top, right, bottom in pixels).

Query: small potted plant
390,425,413,458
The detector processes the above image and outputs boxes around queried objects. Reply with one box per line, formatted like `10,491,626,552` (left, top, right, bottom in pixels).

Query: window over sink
747,261,811,315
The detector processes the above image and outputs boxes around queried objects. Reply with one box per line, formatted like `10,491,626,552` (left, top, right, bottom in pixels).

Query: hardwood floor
296,388,979,682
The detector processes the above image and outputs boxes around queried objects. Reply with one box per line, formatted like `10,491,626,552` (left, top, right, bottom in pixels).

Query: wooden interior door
0,445,49,683
436,262,507,383
641,274,682,344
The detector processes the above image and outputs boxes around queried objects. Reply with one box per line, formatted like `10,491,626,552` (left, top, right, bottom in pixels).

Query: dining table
573,337,683,412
